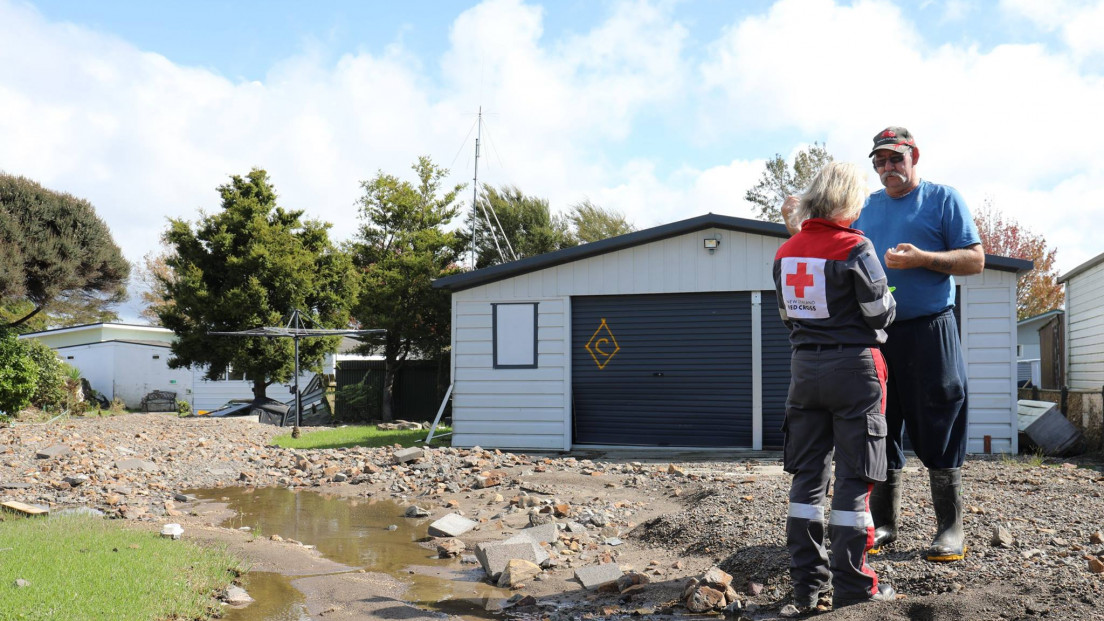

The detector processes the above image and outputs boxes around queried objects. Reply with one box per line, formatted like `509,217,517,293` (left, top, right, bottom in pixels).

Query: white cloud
1002,0,1104,60
2,0,1102,324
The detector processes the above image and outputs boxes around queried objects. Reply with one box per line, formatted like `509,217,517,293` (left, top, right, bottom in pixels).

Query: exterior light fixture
704,236,721,254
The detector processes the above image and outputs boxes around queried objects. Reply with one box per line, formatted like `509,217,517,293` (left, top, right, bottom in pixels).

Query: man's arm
884,243,985,276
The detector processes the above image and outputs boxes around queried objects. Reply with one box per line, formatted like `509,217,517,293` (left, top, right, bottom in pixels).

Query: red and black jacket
772,219,896,348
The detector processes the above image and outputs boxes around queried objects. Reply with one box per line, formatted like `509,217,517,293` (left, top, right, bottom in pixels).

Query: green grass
0,513,244,621
271,424,452,450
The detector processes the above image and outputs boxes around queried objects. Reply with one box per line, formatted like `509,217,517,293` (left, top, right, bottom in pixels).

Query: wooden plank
2,500,48,516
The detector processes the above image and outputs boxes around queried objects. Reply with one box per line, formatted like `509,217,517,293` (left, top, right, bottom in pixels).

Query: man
782,127,984,563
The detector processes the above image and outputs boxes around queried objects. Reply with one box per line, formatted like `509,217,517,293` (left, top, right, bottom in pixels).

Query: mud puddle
189,487,514,620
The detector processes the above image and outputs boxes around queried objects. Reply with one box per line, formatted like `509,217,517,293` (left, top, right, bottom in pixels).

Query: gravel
4,413,1104,620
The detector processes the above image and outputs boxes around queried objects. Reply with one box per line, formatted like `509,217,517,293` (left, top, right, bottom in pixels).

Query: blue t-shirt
853,180,981,321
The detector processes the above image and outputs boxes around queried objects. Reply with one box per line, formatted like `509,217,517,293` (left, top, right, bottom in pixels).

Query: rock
404,505,430,518
747,581,764,596
160,523,183,540
477,470,508,488
553,503,571,517
1091,531,1104,545
615,572,650,593
0,482,31,490
36,445,70,459
574,562,623,590
1088,556,1104,573
686,586,725,612
14,579,29,588
528,511,555,527
427,513,477,538
497,558,541,588
394,447,423,464
173,493,197,503
436,538,465,558
223,585,254,605
332,472,347,482
62,475,90,487
703,566,733,589
386,525,398,531
991,525,1015,548
115,458,158,472
604,537,623,546
667,464,686,476
780,603,803,618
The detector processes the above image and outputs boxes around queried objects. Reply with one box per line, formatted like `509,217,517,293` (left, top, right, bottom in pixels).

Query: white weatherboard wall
449,226,1023,454
55,341,192,408
1065,259,1104,391
450,228,782,451
958,269,1019,454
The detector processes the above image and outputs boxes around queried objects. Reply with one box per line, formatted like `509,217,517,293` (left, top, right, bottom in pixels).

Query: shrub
22,339,68,409
0,329,38,417
177,399,191,417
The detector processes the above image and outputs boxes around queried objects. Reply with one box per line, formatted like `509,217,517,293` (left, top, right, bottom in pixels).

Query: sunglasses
872,153,907,169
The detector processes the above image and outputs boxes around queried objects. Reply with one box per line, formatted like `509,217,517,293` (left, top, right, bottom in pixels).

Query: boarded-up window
493,303,538,368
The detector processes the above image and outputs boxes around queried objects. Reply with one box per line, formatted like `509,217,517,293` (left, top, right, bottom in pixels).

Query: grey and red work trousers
783,345,888,604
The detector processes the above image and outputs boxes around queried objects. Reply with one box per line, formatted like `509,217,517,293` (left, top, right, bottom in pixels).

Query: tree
973,200,1063,320
350,157,465,422
157,168,356,401
745,143,834,223
0,174,129,329
567,199,636,243
0,329,37,418
133,248,176,326
460,184,576,268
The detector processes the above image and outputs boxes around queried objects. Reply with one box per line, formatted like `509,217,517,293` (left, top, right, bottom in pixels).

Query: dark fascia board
433,213,1033,292
1059,249,1104,283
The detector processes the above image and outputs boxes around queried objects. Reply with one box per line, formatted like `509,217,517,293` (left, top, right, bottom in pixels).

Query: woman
772,162,897,612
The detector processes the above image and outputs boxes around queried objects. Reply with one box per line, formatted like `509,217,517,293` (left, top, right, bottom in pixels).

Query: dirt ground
4,413,1104,620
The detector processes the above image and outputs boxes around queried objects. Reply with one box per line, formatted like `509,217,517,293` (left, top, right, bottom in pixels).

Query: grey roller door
760,292,791,449
572,292,752,447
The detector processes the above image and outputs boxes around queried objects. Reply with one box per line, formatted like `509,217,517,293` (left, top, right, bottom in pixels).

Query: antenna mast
469,107,482,268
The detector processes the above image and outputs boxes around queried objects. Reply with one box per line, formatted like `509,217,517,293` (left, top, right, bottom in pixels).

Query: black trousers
882,308,968,470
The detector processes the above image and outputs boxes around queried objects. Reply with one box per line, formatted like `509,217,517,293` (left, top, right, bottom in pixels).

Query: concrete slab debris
427,513,477,538
35,445,70,459
475,541,541,580
394,447,424,464
574,562,623,590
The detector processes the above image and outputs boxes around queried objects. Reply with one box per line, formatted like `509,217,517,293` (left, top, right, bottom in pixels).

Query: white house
1059,251,1104,391
1016,309,1064,387
433,214,1032,454
18,323,344,413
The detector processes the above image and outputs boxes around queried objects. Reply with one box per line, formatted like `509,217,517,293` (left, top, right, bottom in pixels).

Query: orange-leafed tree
973,199,1063,320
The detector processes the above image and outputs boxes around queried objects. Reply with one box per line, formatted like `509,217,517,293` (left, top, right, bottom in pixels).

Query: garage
433,213,1028,454
571,292,754,447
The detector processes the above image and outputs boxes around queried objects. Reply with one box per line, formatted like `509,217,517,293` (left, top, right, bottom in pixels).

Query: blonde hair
795,162,869,226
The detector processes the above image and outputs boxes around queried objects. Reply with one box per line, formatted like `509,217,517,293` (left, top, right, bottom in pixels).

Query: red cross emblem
786,262,815,298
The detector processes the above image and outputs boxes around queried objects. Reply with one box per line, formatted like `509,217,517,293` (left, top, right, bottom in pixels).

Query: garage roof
434,213,1034,292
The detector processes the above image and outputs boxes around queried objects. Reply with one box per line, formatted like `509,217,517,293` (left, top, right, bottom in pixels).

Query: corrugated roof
433,213,1035,292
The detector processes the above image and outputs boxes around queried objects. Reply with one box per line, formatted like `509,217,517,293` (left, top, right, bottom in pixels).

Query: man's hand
884,243,925,270
781,195,800,236
885,243,985,275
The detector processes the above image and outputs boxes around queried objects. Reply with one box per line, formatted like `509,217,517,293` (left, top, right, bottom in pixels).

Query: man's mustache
881,171,908,184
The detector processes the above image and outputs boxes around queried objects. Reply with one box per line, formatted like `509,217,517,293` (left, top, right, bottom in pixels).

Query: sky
2,0,1103,322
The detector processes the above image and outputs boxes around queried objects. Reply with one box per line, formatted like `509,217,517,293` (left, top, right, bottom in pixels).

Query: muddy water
189,487,512,620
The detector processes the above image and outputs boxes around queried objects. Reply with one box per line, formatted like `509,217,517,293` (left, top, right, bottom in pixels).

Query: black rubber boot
926,468,966,562
868,469,901,553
